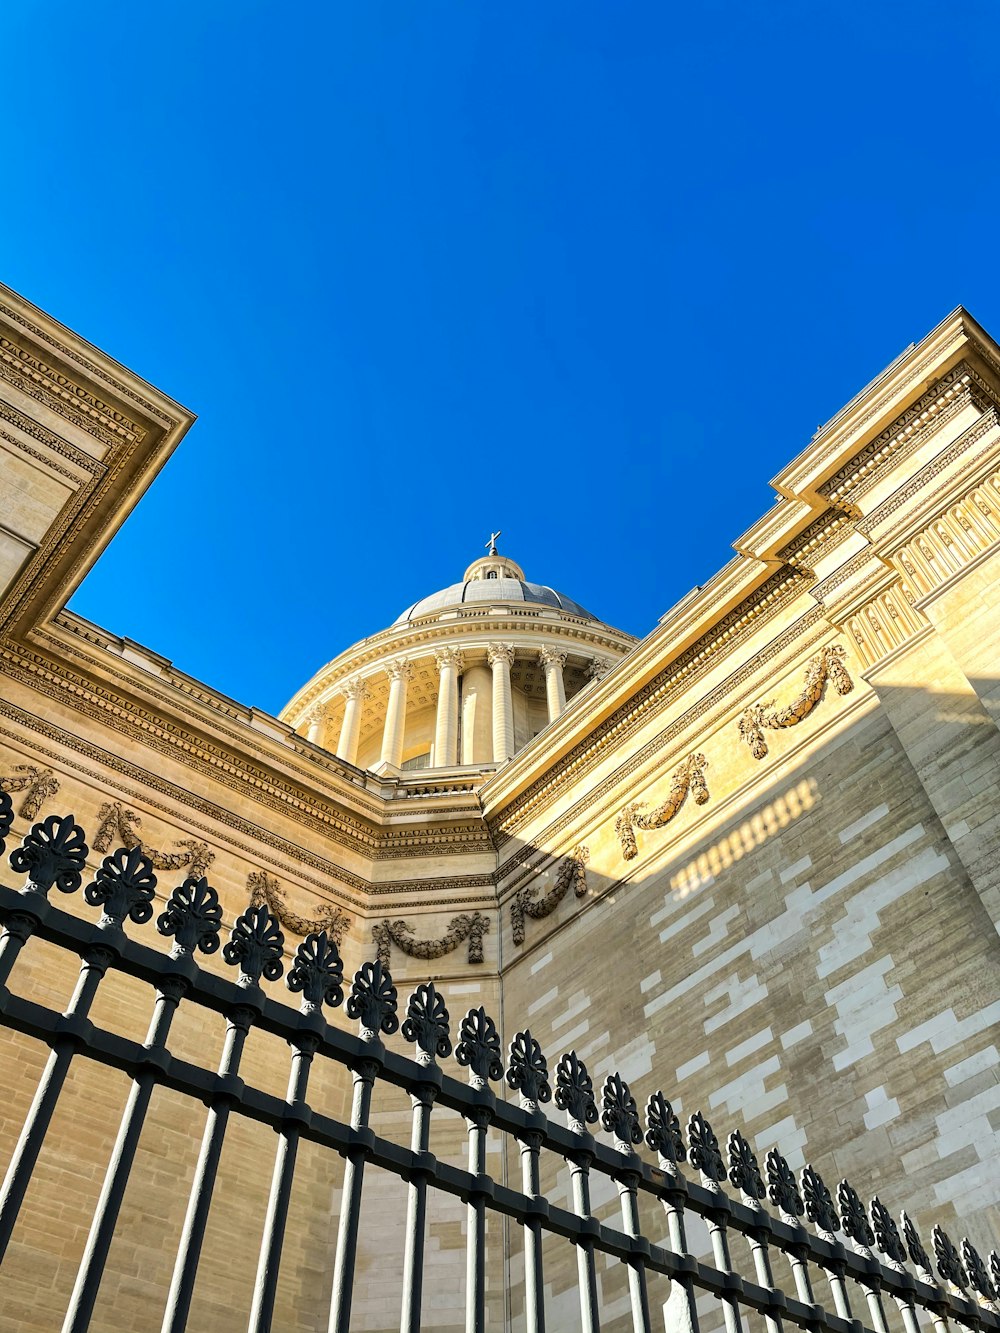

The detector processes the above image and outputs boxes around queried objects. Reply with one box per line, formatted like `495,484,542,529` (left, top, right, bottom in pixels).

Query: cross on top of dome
485,529,502,555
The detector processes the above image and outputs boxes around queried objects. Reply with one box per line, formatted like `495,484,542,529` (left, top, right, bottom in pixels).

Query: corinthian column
304,705,327,745
336,677,369,766
539,648,568,723
488,643,516,763
433,648,464,767
380,659,414,767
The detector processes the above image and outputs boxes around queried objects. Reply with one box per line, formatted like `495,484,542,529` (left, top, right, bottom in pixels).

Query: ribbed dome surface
393,577,596,624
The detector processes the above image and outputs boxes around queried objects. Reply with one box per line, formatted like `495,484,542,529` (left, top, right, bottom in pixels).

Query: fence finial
402,981,451,1064
727,1131,764,1200
223,902,285,986
766,1148,802,1218
645,1092,684,1166
287,930,344,1011
156,876,223,956
455,1007,503,1088
554,1050,597,1131
9,813,88,896
84,845,157,927
506,1030,550,1109
347,960,399,1039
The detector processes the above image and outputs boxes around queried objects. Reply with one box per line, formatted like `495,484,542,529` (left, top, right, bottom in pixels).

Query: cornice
0,642,492,860
0,708,498,915
483,564,811,837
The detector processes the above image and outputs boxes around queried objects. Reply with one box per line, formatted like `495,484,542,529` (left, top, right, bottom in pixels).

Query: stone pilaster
488,643,516,763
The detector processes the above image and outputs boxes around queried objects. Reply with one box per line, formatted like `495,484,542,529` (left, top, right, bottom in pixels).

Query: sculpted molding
737,646,853,760
371,911,490,968
0,763,61,820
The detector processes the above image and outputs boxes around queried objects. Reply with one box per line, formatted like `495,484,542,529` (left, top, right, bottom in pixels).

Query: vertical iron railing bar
0,935,117,1261
838,1181,891,1333
246,926,345,1333
645,1091,701,1333
167,900,294,1333
506,1029,552,1333
61,872,223,1333
727,1134,782,1333
602,1072,651,1333
0,842,153,1265
399,982,450,1333
800,1165,854,1323
328,960,397,1333
454,1006,503,1333
554,1050,602,1333
868,1199,921,1333
688,1111,745,1333
761,1150,817,1319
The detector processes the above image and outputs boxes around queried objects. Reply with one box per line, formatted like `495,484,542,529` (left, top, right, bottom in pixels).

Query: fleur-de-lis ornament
287,930,344,1010
601,1073,643,1150
84,845,157,927
645,1092,685,1165
727,1131,764,1200
223,903,285,985
0,789,13,853
869,1197,905,1265
933,1225,967,1289
901,1212,931,1274
455,1007,503,1087
9,814,88,896
156,876,223,956
837,1180,874,1248
961,1238,996,1303
554,1050,598,1130
801,1165,839,1234
767,1149,803,1218
687,1111,726,1183
347,960,399,1038
402,982,451,1063
506,1030,550,1107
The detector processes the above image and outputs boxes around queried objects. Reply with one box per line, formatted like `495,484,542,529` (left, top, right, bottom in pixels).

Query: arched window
486,570,498,579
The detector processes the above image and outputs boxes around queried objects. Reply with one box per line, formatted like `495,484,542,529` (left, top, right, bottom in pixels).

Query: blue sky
4,2,1000,715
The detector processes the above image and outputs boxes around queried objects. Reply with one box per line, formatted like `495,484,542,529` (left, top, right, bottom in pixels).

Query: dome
393,543,597,624
393,578,596,625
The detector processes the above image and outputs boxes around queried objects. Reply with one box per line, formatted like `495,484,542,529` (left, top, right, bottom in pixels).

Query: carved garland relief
93,802,216,878
0,764,61,820
247,870,351,945
615,753,710,862
737,646,853,760
511,845,589,946
371,912,490,968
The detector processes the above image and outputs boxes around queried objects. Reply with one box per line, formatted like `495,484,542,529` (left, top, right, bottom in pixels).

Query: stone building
0,281,998,1331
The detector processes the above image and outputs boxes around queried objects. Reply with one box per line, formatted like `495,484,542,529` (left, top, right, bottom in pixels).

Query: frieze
495,610,830,894
371,911,490,968
0,426,90,486
0,762,61,820
776,508,851,570
0,712,495,914
247,870,351,944
0,334,142,449
615,753,709,861
93,801,215,878
0,298,171,424
0,400,102,475
510,845,589,946
819,367,980,510
737,646,853,760
492,567,810,843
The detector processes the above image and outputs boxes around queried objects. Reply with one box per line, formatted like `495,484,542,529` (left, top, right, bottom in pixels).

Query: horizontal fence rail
0,807,997,1332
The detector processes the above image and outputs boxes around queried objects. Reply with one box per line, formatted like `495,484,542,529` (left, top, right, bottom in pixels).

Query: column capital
385,658,415,683
434,648,465,673
587,656,614,681
303,702,329,726
487,642,516,669
339,676,369,702
538,647,568,670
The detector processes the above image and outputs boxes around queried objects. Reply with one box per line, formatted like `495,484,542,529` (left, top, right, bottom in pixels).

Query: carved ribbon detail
93,802,215,877
371,911,490,968
247,870,351,944
738,645,854,760
616,754,709,861
0,764,61,820
510,845,589,946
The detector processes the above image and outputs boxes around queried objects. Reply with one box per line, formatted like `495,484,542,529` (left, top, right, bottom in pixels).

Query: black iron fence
0,801,998,1333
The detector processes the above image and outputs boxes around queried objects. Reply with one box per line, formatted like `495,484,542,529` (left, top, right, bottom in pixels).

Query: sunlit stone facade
0,282,999,1330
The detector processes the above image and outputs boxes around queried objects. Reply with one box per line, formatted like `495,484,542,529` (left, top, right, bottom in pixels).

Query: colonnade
307,645,614,769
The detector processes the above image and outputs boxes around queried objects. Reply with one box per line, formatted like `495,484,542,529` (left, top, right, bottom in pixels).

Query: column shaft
433,650,463,767
539,650,567,724
380,662,413,768
488,644,515,763
336,680,367,766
